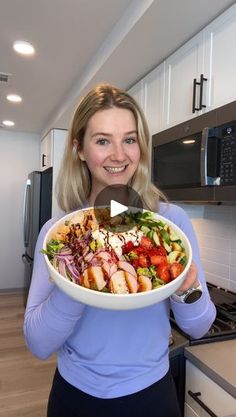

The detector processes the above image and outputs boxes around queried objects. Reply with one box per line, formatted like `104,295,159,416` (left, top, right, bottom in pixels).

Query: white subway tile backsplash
200,247,230,265
229,281,236,293
201,259,230,280
230,268,236,282
230,253,236,268
197,234,230,253
179,204,236,291
205,272,230,290
231,240,236,254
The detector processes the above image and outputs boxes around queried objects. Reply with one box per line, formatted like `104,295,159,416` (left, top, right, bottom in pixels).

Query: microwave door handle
23,179,31,247
201,127,209,186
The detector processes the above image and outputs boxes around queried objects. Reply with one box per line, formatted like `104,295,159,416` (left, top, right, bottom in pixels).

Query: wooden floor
0,292,56,417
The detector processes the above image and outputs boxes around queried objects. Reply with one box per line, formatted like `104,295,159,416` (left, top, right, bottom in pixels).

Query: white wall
181,204,236,292
0,129,40,290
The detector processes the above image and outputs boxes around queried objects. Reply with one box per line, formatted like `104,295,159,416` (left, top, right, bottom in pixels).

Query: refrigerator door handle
23,179,31,247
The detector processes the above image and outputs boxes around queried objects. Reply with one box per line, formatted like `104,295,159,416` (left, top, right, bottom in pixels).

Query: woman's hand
176,261,200,293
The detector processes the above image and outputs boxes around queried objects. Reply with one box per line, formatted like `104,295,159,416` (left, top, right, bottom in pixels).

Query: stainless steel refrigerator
22,168,52,305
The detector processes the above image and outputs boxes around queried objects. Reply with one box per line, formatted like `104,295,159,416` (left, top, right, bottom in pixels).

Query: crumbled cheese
91,227,143,257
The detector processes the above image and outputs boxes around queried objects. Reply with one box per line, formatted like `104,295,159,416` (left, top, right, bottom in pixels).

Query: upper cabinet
40,129,67,216
40,129,67,172
127,63,165,136
127,80,144,110
40,131,53,170
127,3,236,134
164,32,205,128
204,3,236,111
143,63,165,136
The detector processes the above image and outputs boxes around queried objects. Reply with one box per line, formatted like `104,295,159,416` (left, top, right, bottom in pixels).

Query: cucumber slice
153,231,161,246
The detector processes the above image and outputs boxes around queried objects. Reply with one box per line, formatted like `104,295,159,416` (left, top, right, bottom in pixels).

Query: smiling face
78,107,141,204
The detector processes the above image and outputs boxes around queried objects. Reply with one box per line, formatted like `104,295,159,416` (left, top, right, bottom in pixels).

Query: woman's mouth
104,165,128,173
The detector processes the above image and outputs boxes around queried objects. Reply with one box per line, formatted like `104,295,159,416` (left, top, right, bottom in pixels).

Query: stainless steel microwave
152,101,236,203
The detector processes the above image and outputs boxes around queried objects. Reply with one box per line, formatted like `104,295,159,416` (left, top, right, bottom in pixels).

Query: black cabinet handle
199,73,207,110
192,73,207,113
192,78,198,113
188,390,218,417
42,153,46,167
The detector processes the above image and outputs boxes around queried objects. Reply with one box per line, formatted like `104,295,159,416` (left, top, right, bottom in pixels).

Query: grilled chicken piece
125,272,138,293
109,271,129,294
117,261,137,277
81,266,106,291
110,270,138,294
138,275,152,292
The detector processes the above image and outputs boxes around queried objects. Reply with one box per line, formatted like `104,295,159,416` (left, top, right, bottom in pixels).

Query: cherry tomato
138,254,149,268
122,241,134,254
169,262,184,279
157,264,171,283
140,236,153,250
150,254,167,266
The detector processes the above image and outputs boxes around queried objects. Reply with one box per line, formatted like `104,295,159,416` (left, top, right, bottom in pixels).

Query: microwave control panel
220,124,236,185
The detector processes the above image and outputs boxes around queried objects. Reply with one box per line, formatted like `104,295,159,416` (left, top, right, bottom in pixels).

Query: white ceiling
0,0,235,136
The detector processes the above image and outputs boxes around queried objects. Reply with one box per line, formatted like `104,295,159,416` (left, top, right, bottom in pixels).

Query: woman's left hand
176,261,200,293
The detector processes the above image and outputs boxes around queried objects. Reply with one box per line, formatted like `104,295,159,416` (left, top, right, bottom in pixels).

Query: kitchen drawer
184,403,198,417
185,360,236,416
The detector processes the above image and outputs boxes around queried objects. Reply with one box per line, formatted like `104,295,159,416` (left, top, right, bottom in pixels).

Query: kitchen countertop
184,339,236,399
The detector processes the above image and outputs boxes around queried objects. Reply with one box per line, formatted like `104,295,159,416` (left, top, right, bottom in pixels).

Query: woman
24,83,216,417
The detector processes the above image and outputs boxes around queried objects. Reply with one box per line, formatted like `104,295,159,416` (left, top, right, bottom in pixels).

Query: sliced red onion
84,252,94,262
58,259,67,277
66,263,81,282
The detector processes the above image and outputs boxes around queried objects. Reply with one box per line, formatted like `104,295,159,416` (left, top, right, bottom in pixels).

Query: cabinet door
204,3,236,111
143,63,165,136
40,131,53,171
184,403,199,417
185,360,236,416
164,32,205,129
128,80,144,111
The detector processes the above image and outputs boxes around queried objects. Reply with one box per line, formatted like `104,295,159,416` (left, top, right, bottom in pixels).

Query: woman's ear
73,139,85,161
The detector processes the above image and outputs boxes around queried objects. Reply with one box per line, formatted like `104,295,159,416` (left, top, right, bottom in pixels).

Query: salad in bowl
42,207,192,310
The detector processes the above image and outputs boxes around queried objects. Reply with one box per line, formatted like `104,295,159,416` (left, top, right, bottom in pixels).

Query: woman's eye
96,138,109,145
125,137,136,144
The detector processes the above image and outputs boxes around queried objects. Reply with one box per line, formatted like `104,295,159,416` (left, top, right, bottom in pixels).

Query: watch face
185,289,202,304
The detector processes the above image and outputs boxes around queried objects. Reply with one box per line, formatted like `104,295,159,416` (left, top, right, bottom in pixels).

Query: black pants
47,368,181,417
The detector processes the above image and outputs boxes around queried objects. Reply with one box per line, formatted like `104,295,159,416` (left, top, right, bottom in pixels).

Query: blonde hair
56,83,167,213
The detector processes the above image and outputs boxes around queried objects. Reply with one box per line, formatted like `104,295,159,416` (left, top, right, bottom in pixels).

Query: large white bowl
43,208,192,310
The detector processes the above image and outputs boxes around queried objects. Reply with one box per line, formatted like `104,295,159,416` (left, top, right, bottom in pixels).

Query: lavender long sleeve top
24,203,216,398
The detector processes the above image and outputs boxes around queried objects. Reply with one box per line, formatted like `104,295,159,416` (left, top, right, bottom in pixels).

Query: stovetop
171,283,236,346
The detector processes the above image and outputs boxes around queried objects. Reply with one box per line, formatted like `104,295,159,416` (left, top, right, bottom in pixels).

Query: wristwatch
171,284,203,304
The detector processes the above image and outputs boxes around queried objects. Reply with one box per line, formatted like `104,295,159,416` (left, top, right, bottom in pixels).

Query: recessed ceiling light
13,41,35,55
7,94,22,103
2,120,15,127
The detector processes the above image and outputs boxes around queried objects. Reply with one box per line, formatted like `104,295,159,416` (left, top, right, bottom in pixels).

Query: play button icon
110,200,128,217
94,184,143,231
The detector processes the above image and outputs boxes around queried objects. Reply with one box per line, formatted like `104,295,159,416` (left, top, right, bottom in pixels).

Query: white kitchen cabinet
127,80,144,110
40,129,67,171
40,131,53,170
128,3,236,132
40,128,67,216
128,63,165,136
185,360,236,417
163,31,205,129
204,2,236,112
184,403,199,417
143,63,165,135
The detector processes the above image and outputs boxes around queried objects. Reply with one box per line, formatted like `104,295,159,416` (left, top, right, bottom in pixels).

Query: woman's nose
110,143,126,161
